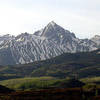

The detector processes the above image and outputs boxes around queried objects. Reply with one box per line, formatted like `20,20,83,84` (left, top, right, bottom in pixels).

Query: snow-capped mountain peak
0,22,100,65
91,35,100,46
47,21,56,27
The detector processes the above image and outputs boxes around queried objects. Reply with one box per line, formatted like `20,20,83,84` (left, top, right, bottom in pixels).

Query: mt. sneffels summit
0,21,99,65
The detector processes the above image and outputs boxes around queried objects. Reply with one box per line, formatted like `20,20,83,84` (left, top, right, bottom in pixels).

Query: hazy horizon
0,0,100,39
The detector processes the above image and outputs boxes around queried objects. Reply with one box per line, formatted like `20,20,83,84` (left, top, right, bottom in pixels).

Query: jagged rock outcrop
0,21,99,65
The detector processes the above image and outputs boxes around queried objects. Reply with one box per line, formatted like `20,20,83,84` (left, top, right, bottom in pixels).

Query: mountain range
0,21,100,65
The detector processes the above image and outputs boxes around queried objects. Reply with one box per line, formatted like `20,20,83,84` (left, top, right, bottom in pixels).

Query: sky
0,0,100,39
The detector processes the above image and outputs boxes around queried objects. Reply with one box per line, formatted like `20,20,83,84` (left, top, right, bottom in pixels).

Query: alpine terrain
0,21,99,65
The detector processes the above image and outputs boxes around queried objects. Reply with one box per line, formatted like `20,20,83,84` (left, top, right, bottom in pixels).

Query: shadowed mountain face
0,21,99,65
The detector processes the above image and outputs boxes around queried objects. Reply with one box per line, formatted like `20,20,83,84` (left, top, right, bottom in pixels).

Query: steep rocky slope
0,21,99,65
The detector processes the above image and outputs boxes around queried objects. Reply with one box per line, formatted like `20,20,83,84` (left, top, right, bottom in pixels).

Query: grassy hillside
0,49,100,80
0,77,63,90
81,77,100,84
0,77,85,90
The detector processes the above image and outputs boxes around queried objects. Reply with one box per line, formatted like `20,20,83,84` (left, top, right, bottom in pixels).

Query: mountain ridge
0,21,100,65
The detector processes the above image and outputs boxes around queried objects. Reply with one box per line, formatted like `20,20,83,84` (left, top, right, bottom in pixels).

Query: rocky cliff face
0,21,99,65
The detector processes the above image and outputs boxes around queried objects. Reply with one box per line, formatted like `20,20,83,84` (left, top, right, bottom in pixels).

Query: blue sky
0,0,100,38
